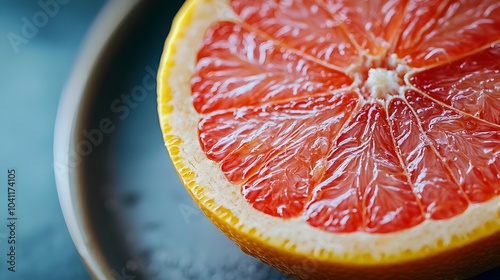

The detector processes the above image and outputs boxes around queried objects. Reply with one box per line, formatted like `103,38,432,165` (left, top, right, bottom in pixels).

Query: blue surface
0,0,105,278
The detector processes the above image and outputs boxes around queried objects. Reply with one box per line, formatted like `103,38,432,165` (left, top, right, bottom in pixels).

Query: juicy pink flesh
190,0,500,233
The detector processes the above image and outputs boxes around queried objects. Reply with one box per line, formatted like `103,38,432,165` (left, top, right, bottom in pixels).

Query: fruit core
353,54,408,101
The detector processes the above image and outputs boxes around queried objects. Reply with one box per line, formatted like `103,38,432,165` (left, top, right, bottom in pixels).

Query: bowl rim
53,0,142,279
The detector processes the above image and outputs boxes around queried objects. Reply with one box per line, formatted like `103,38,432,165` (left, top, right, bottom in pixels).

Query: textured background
0,0,105,278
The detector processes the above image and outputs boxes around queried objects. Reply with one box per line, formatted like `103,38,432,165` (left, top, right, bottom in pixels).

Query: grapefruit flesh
158,0,500,278
190,1,500,233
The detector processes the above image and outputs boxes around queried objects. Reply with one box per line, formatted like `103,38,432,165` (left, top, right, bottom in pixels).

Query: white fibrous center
365,68,402,99
351,54,409,101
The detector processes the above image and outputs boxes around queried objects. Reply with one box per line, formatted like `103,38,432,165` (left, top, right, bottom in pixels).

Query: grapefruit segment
241,94,359,218
396,0,500,67
388,98,469,219
393,0,451,60
192,21,353,114
200,93,359,216
230,0,359,68
410,43,500,124
322,0,408,56
406,90,500,202
305,103,424,233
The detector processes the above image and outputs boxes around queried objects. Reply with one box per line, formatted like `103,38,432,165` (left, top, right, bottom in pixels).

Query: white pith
366,68,401,98
158,0,500,263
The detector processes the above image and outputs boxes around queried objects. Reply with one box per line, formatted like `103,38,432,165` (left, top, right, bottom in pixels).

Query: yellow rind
157,0,500,278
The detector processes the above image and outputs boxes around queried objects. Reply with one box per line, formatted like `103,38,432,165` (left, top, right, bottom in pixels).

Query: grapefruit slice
157,0,500,278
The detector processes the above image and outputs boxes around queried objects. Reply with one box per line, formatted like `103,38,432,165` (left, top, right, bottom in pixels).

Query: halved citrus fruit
157,0,500,278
